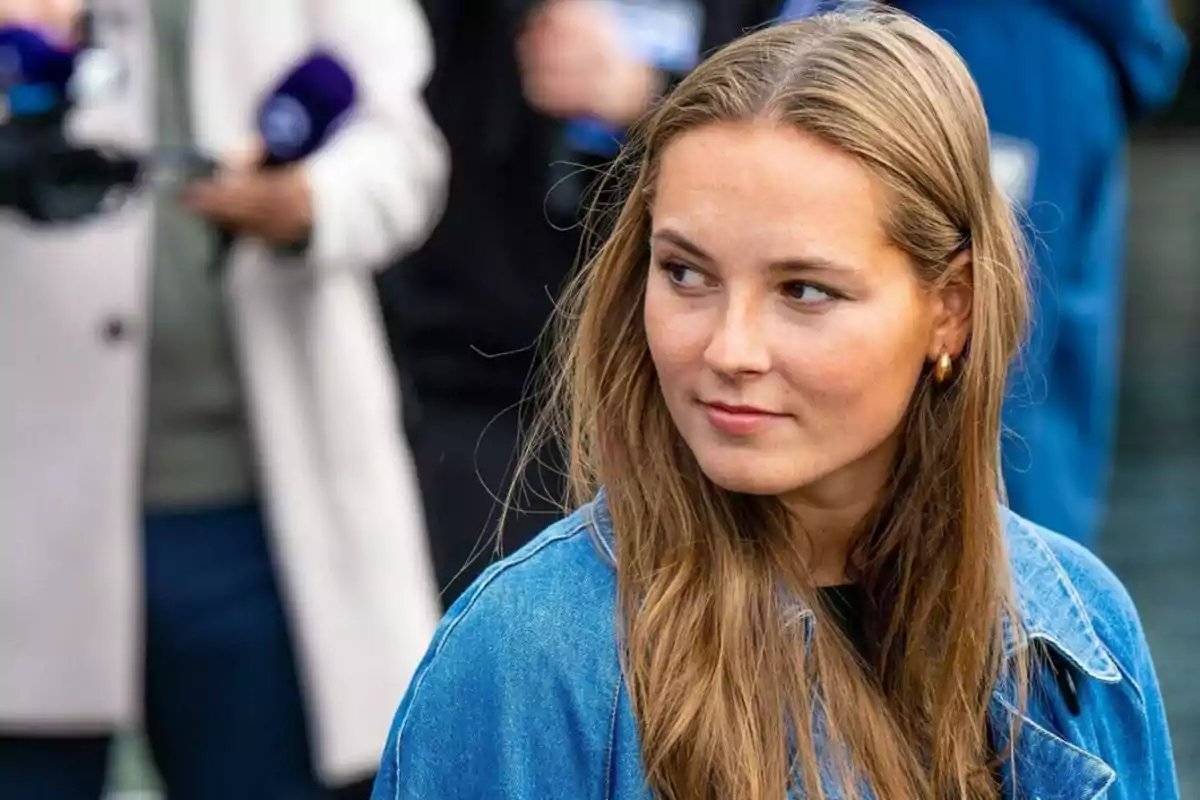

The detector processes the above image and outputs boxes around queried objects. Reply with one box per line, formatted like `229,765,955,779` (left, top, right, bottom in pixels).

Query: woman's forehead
650,121,893,271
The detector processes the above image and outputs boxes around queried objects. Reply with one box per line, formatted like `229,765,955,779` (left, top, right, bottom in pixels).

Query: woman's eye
784,282,835,304
664,262,708,289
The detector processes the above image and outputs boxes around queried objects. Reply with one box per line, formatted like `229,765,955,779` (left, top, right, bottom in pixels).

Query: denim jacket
372,494,1178,799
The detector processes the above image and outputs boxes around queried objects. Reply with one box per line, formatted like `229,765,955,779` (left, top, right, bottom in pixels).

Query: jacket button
100,316,135,344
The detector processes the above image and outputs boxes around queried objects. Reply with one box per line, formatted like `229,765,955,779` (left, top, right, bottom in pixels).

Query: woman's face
645,121,969,511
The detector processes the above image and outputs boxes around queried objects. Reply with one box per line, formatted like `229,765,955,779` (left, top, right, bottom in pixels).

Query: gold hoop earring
934,352,953,384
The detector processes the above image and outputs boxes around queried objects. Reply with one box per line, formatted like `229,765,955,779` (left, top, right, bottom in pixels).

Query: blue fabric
372,496,1179,799
0,504,336,800
784,0,1188,544
777,0,821,19
142,503,330,799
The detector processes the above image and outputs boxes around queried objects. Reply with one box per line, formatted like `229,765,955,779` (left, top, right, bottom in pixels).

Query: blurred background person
881,0,1188,545
0,0,445,797
385,0,781,605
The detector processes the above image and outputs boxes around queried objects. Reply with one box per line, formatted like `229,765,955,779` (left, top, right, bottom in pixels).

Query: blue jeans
0,503,371,799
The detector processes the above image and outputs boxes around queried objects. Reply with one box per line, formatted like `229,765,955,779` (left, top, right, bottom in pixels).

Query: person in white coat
0,0,445,796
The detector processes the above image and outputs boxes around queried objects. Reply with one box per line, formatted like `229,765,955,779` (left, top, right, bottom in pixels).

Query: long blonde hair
527,8,1030,799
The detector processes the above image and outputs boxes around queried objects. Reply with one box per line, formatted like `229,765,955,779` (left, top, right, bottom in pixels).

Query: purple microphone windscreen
257,50,356,167
0,26,77,88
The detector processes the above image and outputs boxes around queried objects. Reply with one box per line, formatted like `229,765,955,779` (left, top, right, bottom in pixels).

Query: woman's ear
928,249,973,360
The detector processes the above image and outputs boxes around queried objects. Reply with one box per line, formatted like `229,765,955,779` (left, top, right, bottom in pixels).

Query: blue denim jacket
372,495,1178,799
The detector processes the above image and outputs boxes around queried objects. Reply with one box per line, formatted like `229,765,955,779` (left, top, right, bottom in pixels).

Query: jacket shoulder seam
604,676,623,800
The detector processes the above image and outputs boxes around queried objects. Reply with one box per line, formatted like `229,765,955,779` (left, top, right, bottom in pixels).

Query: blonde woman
371,10,1176,800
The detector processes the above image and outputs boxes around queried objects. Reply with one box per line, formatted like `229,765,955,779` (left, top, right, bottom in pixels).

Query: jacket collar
584,491,1118,680
999,509,1120,681
584,492,1119,798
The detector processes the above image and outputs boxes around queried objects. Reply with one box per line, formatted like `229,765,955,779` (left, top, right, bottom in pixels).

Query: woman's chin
695,457,807,497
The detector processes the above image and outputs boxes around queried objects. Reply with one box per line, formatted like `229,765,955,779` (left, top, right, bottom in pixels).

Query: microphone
257,50,357,167
0,19,138,224
0,47,356,230
0,14,122,117
0,26,78,118
209,50,357,271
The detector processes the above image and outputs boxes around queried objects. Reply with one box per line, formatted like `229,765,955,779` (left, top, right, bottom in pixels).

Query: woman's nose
702,294,771,377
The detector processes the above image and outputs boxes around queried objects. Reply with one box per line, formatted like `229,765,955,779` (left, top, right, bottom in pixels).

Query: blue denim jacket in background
372,494,1178,799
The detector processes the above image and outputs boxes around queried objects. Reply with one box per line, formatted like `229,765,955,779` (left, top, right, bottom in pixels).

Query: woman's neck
781,439,896,587
783,497,873,586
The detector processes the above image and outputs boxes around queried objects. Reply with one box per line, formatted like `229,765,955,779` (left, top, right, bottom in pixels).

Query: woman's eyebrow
651,227,861,275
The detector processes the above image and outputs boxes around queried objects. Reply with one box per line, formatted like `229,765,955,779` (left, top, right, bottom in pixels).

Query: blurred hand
517,0,662,127
183,147,314,247
0,0,82,45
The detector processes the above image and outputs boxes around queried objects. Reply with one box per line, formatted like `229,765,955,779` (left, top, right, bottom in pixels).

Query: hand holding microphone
184,51,357,254
0,38,356,232
182,144,314,248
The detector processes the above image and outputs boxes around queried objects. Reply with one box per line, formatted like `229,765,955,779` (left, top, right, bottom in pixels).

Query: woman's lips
701,401,789,436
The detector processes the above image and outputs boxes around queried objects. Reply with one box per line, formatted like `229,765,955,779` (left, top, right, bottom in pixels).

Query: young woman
371,9,1177,800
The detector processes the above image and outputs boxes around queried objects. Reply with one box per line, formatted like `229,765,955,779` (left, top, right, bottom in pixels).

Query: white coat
0,0,445,783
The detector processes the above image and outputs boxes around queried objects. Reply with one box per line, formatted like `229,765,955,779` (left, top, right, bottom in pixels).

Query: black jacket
380,0,779,408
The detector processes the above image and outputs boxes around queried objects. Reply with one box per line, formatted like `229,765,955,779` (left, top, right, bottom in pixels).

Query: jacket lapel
996,511,1122,799
990,692,1117,800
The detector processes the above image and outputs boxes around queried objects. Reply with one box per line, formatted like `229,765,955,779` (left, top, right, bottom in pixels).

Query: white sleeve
303,0,448,276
